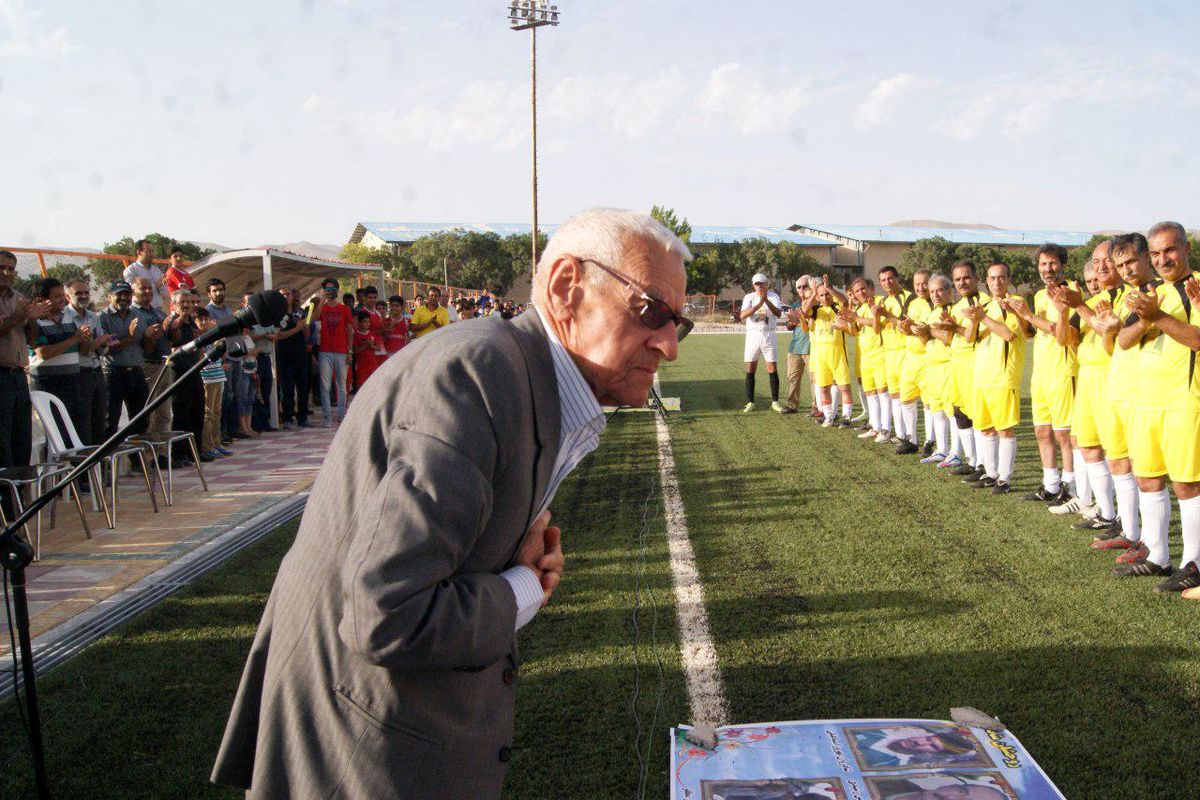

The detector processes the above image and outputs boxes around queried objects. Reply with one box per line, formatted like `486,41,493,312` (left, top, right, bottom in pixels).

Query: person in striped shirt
29,277,91,433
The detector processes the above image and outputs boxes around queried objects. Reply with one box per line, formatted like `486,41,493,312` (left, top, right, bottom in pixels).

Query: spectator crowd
0,240,524,520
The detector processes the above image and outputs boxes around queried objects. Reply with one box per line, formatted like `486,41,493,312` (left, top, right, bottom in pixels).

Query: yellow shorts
1097,398,1132,461
1071,366,1106,449
812,346,850,387
885,350,906,395
952,356,975,417
860,354,886,393
900,353,925,403
1031,374,1075,429
974,385,1020,432
923,361,954,414
1131,404,1200,482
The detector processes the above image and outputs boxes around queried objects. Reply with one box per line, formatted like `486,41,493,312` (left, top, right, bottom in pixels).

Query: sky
2,0,1198,249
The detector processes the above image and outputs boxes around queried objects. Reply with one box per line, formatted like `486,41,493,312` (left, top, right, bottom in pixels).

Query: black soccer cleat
1021,487,1061,503
953,463,979,477
1112,558,1173,578
968,475,997,489
1154,561,1200,593
991,481,1012,495
895,440,919,455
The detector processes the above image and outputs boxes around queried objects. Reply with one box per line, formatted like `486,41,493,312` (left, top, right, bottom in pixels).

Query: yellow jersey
1132,275,1200,410
973,297,1026,390
949,291,990,359
924,303,954,364
881,289,916,352
1031,284,1079,380
856,300,883,357
410,304,450,338
810,303,846,352
1107,284,1145,403
1074,287,1122,370
905,296,934,356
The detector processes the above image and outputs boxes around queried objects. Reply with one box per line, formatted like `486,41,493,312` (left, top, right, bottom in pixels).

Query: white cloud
696,63,808,135
0,0,74,59
301,93,321,113
854,73,916,130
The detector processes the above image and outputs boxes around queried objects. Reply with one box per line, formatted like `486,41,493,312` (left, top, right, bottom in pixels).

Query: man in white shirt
740,272,784,412
122,239,168,310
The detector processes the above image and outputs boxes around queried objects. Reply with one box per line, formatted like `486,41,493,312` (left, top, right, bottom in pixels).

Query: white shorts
744,329,778,363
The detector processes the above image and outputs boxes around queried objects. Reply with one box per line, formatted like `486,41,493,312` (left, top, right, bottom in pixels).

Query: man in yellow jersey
876,266,916,447
800,277,855,427
948,262,989,479
896,268,934,455
851,278,889,439
915,274,955,463
1114,221,1200,592
1005,244,1078,504
1051,244,1123,536
962,262,1025,494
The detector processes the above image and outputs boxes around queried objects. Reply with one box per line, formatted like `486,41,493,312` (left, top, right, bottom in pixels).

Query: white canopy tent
186,248,383,429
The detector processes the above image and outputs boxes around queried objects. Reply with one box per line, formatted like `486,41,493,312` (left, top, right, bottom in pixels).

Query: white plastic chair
30,390,159,528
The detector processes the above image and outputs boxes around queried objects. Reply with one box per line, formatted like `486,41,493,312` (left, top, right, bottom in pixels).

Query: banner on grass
671,719,1065,800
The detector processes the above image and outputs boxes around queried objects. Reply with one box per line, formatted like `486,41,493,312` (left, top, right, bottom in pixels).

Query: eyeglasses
577,257,693,342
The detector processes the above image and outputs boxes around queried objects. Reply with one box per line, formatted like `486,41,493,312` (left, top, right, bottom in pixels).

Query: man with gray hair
782,276,813,414
213,208,692,798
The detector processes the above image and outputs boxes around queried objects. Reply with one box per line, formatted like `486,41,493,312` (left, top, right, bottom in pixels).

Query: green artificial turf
1,332,1197,798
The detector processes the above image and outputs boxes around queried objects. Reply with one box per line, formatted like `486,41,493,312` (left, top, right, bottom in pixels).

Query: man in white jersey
740,272,783,412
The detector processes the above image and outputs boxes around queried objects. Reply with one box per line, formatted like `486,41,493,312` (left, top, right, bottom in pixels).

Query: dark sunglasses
578,258,693,342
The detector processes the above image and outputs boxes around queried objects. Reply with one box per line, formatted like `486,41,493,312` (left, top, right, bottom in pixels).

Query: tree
725,238,825,291
13,261,90,297
650,205,692,243
401,230,528,296
685,247,728,295
896,236,1038,290
499,231,548,294
90,233,216,290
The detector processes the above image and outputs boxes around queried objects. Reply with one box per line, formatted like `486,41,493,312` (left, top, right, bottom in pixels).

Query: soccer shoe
780,406,798,415
888,435,903,445
1049,495,1085,515
1155,562,1200,593
1090,534,1134,551
953,463,978,476
991,480,1012,495
967,475,997,489
857,428,878,439
808,409,822,418
1089,521,1124,541
822,416,835,428
1073,515,1117,531
771,401,785,413
922,440,935,458
1112,558,1173,578
1116,542,1150,564
855,421,873,431
742,402,755,413
1076,501,1100,520
938,455,963,469
874,431,891,443
961,466,986,483
895,440,919,455
837,417,852,428
1021,487,1061,503
920,452,946,464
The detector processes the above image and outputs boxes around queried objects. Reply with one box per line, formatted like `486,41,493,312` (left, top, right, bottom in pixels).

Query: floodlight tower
508,1,560,276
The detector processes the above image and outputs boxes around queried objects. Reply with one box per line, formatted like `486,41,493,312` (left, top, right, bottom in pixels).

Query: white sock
961,425,975,464
923,405,934,444
891,398,904,438
879,394,892,432
823,402,835,419
981,434,999,479
867,394,880,430
1179,495,1200,569
1113,471,1141,542
1139,489,1171,567
1086,461,1115,521
902,402,918,444
933,411,948,455
1043,467,1061,494
842,402,853,419
949,423,962,458
1073,448,1091,504
973,428,987,469
998,436,1017,482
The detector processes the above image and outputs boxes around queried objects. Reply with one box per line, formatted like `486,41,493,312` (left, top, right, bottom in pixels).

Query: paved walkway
0,424,335,653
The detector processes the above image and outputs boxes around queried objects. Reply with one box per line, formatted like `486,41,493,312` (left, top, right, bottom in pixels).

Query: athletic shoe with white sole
1155,561,1200,593
858,428,878,439
771,401,785,413
822,417,835,428
1049,495,1085,515
920,452,946,464
967,475,997,489
938,455,963,469
874,431,891,443
1073,515,1117,531
1112,558,1173,578
742,402,755,413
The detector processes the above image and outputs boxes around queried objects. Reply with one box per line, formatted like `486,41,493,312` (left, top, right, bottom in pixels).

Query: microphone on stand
179,290,288,355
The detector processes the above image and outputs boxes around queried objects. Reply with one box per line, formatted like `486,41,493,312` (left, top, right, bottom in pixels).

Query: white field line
653,385,729,727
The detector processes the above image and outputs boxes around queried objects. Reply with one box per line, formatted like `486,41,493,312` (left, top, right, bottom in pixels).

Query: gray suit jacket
212,310,561,799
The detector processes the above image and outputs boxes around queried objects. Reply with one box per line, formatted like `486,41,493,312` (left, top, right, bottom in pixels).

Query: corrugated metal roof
352,221,834,247
790,223,1095,246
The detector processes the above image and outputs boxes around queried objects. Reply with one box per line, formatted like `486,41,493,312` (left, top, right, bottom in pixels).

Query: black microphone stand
0,339,231,800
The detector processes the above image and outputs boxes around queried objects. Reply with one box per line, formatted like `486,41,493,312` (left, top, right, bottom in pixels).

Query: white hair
795,275,811,288
535,208,692,289
928,273,952,292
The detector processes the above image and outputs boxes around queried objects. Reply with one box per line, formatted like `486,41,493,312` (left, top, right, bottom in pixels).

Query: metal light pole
508,1,560,276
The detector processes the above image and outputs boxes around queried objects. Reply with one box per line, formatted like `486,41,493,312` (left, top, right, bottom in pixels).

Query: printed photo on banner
844,723,992,771
864,770,1018,800
701,777,846,800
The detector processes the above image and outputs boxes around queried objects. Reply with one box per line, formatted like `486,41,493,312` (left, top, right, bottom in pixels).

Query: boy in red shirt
351,311,384,387
309,278,354,426
164,246,195,294
383,294,409,356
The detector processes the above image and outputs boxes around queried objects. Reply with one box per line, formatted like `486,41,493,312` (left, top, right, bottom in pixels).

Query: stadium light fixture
507,2,560,274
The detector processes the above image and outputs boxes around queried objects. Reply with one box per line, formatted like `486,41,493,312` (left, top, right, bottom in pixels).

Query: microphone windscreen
248,290,289,326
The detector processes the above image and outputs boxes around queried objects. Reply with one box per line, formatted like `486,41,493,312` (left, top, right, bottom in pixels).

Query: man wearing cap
740,273,784,413
98,279,151,437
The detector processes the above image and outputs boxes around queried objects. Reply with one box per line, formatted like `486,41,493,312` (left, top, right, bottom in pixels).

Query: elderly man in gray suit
211,208,692,798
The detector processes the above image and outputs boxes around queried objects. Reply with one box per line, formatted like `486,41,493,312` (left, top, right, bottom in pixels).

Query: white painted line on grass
653,381,729,727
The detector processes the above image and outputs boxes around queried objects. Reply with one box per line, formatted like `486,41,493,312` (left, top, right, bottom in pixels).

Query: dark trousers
32,372,84,444
104,366,149,439
77,367,108,445
252,353,274,430
0,370,33,519
277,353,310,424
173,373,206,462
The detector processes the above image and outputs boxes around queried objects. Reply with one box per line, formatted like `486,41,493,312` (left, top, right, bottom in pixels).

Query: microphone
180,290,289,355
